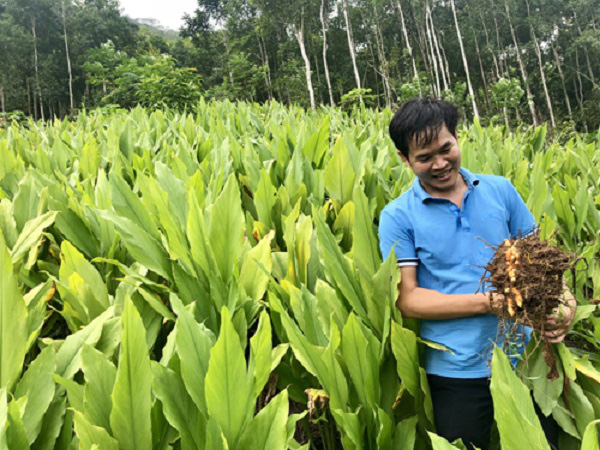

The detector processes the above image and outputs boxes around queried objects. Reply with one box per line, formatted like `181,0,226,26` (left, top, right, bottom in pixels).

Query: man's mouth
433,169,452,181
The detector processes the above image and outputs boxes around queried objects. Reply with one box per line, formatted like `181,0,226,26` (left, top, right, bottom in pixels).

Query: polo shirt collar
411,167,480,203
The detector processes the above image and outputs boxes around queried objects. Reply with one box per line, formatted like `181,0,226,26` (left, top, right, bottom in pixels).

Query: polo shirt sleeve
378,207,418,267
504,179,536,237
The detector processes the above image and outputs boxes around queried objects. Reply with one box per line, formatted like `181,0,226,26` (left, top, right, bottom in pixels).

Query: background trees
0,0,598,129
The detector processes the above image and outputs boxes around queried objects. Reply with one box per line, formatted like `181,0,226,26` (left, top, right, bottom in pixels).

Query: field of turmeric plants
0,101,598,449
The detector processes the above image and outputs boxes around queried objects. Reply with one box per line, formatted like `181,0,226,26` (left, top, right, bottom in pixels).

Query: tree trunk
479,7,500,81
428,4,448,91
0,85,5,122
62,0,74,113
31,16,44,121
372,3,392,107
525,0,555,127
490,0,507,78
450,0,479,118
437,30,451,86
394,0,420,84
474,35,490,110
320,0,335,106
257,35,273,100
27,78,32,116
504,0,537,125
573,11,595,83
551,42,572,118
295,9,316,110
424,1,441,96
342,0,362,99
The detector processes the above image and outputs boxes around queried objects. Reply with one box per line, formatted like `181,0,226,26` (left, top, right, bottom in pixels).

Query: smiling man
378,98,567,449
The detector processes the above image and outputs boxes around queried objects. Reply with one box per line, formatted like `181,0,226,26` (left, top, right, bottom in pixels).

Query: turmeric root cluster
482,232,574,331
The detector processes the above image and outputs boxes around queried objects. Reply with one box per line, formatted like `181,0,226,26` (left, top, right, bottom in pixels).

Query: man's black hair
389,98,459,159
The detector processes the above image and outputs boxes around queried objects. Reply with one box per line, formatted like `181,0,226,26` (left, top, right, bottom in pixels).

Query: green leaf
239,231,274,302
428,432,463,449
0,389,7,448
14,347,57,444
581,420,600,450
0,232,28,391
556,343,576,380
340,314,379,408
238,390,289,450
490,346,550,450
248,311,273,398
74,411,119,450
208,174,245,283
98,210,172,280
520,343,563,416
205,307,252,447
55,307,112,379
151,362,205,450
54,375,84,412
7,398,29,450
324,136,355,206
352,186,380,279
30,396,66,450
109,173,160,242
10,210,57,264
331,408,363,450
110,299,153,450
391,322,421,404
393,416,418,450
171,294,215,415
81,345,116,432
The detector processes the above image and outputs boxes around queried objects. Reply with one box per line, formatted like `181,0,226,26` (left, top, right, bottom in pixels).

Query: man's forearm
397,287,491,320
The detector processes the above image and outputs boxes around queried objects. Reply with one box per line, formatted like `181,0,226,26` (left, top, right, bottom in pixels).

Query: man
378,98,574,449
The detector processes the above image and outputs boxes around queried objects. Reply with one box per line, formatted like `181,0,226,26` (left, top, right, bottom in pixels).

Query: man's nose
432,155,446,169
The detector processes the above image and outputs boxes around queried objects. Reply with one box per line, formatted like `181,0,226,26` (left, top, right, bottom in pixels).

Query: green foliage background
0,101,598,448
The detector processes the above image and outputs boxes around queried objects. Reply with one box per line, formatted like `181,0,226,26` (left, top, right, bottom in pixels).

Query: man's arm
397,266,503,319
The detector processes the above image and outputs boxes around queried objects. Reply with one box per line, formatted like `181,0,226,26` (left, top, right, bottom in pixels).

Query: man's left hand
543,285,577,343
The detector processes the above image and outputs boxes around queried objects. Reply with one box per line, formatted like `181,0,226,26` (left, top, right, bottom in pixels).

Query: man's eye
440,148,450,154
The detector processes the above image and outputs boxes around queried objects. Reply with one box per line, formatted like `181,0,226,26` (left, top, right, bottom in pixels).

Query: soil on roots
481,231,575,377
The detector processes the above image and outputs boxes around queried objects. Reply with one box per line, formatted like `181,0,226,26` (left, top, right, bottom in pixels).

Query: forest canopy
0,0,598,130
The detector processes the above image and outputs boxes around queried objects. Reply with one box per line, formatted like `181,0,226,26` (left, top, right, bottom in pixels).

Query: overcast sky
119,0,198,30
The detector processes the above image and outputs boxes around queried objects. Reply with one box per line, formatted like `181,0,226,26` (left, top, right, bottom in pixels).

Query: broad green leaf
575,354,600,383
490,346,550,450
171,294,215,415
15,347,57,444
391,322,421,404
254,169,276,231
151,362,204,450
55,209,100,259
352,186,380,279
581,420,600,450
0,199,18,249
238,390,289,450
7,399,29,450
30,396,66,450
239,231,274,302
340,314,379,407
331,408,363,450
81,345,116,432
205,307,252,447
556,343,576,380
137,288,175,321
54,375,84,412
98,210,172,280
0,389,7,448
393,416,418,450
324,136,355,207
569,380,595,437
0,233,28,391
10,210,57,264
109,173,160,242
428,432,462,449
74,411,119,450
55,307,112,379
314,210,367,317
520,343,563,416
248,311,273,398
110,299,152,450
208,174,245,283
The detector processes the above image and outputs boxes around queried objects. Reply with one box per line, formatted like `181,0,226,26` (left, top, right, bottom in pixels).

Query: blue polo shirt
378,168,535,378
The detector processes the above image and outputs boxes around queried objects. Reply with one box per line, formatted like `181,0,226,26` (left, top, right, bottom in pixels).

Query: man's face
400,124,461,196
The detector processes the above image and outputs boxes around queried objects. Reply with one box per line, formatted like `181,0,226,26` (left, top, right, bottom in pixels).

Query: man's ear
398,151,411,169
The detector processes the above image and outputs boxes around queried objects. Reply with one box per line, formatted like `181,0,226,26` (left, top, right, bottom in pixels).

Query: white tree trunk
504,0,537,125
320,0,335,106
551,41,572,118
295,10,316,110
428,4,448,91
479,7,500,81
32,16,44,121
525,0,554,126
424,2,441,96
394,0,419,84
62,0,74,113
342,0,362,99
450,0,478,118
